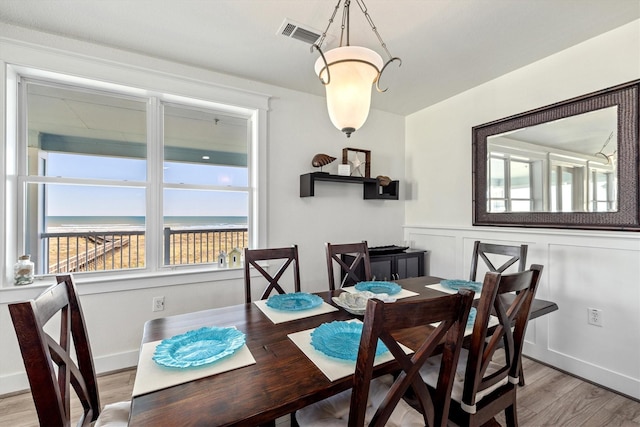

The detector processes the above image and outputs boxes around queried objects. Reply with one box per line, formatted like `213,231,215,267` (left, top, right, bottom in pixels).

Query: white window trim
1,40,270,289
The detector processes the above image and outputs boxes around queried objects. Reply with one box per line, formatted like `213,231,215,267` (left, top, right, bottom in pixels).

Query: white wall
405,20,640,399
0,24,405,394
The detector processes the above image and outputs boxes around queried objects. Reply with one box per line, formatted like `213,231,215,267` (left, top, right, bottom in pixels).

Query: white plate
332,291,396,315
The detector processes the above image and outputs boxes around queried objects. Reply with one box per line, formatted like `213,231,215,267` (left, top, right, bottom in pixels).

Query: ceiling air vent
277,18,323,45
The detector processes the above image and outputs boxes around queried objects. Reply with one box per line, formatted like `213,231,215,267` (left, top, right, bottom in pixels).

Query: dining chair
469,240,528,282
469,240,529,386
420,264,543,427
325,241,372,290
244,245,301,303
296,289,475,426
8,274,130,427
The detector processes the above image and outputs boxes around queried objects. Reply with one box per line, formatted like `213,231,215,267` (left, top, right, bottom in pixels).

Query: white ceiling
0,0,638,116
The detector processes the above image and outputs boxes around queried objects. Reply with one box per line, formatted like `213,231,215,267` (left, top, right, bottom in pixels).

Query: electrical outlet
152,296,165,312
587,307,603,327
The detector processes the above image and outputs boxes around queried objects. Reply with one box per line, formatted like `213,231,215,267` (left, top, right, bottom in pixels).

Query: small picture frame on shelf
342,148,371,178
337,164,351,176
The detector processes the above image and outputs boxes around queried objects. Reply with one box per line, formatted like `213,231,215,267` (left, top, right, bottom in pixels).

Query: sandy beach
47,230,248,273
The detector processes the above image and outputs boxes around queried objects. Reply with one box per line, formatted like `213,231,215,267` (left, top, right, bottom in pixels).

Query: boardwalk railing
41,227,248,273
163,227,248,266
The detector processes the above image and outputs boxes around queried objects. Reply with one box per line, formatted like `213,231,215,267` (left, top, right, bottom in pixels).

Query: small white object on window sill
218,251,228,268
14,255,34,286
229,248,242,268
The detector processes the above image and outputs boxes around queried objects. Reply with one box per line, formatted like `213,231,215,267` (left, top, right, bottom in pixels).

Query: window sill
0,266,245,304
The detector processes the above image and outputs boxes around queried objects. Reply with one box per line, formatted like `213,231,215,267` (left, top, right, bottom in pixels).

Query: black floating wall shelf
299,172,399,200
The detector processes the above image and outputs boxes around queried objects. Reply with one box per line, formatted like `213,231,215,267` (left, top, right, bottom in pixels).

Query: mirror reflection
487,106,618,213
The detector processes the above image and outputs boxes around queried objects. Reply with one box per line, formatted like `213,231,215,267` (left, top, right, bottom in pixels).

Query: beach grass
47,230,248,273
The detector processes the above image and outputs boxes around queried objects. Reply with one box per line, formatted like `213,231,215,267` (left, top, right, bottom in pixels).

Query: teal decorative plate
440,279,483,293
467,307,477,328
311,321,388,361
354,281,402,295
153,326,245,368
266,292,323,311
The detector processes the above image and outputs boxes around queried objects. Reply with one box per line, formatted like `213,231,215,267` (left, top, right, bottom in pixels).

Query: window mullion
504,156,512,212
145,97,162,271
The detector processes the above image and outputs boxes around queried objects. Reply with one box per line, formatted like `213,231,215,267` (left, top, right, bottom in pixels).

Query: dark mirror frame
473,79,640,231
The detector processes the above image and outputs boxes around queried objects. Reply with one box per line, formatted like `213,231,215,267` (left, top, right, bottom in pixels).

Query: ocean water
46,216,247,231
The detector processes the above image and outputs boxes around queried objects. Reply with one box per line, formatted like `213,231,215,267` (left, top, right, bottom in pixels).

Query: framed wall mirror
473,79,639,231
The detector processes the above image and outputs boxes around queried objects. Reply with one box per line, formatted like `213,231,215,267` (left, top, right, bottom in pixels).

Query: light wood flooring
1,358,638,426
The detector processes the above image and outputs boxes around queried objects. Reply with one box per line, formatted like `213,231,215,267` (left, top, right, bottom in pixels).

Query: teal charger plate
266,292,323,311
354,281,401,295
311,321,388,361
440,279,483,293
153,326,245,368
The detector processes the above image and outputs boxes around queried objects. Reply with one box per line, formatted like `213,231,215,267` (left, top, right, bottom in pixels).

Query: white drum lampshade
315,46,383,137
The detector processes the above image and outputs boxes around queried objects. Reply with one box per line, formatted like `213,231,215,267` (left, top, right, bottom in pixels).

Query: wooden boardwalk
48,237,129,273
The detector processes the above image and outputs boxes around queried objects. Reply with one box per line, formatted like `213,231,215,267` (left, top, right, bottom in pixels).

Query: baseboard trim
0,349,139,396
522,353,640,403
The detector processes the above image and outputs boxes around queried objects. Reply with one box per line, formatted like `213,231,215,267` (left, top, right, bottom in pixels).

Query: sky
45,153,248,217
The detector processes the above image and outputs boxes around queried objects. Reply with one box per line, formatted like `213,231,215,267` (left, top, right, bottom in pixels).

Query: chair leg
518,355,525,386
291,412,299,427
504,403,518,427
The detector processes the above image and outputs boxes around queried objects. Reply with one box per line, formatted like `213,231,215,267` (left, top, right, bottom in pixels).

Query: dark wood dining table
128,275,558,426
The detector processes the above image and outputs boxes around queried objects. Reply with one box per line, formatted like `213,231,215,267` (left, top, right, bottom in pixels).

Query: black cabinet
341,249,427,285
370,249,427,281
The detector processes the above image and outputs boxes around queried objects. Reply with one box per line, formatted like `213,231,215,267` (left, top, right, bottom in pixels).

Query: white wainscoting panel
407,232,457,279
404,225,640,399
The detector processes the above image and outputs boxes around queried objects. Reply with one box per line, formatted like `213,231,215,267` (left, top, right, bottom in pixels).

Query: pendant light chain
354,0,393,60
314,0,394,60
341,0,350,46
314,0,342,52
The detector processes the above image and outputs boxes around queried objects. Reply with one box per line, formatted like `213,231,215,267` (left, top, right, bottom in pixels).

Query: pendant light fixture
312,0,401,137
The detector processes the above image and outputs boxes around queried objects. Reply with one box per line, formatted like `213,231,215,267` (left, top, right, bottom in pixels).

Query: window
589,167,616,212
13,72,256,278
550,164,587,212
488,154,534,212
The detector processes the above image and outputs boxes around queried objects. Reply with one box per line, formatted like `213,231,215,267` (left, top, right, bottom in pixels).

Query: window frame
488,153,535,212
4,64,267,286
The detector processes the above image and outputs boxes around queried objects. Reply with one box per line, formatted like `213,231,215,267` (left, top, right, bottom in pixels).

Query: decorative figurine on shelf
337,163,351,176
342,148,371,178
218,251,228,268
376,175,392,186
350,154,364,177
311,153,336,173
229,247,242,268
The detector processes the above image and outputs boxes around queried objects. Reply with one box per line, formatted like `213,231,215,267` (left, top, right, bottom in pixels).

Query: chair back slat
9,274,101,427
470,241,528,281
350,290,475,427
325,241,372,290
243,245,301,303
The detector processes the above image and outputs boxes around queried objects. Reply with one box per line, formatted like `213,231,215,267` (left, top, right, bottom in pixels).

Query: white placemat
132,338,256,397
427,283,482,299
288,319,413,382
342,285,419,299
253,299,338,324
